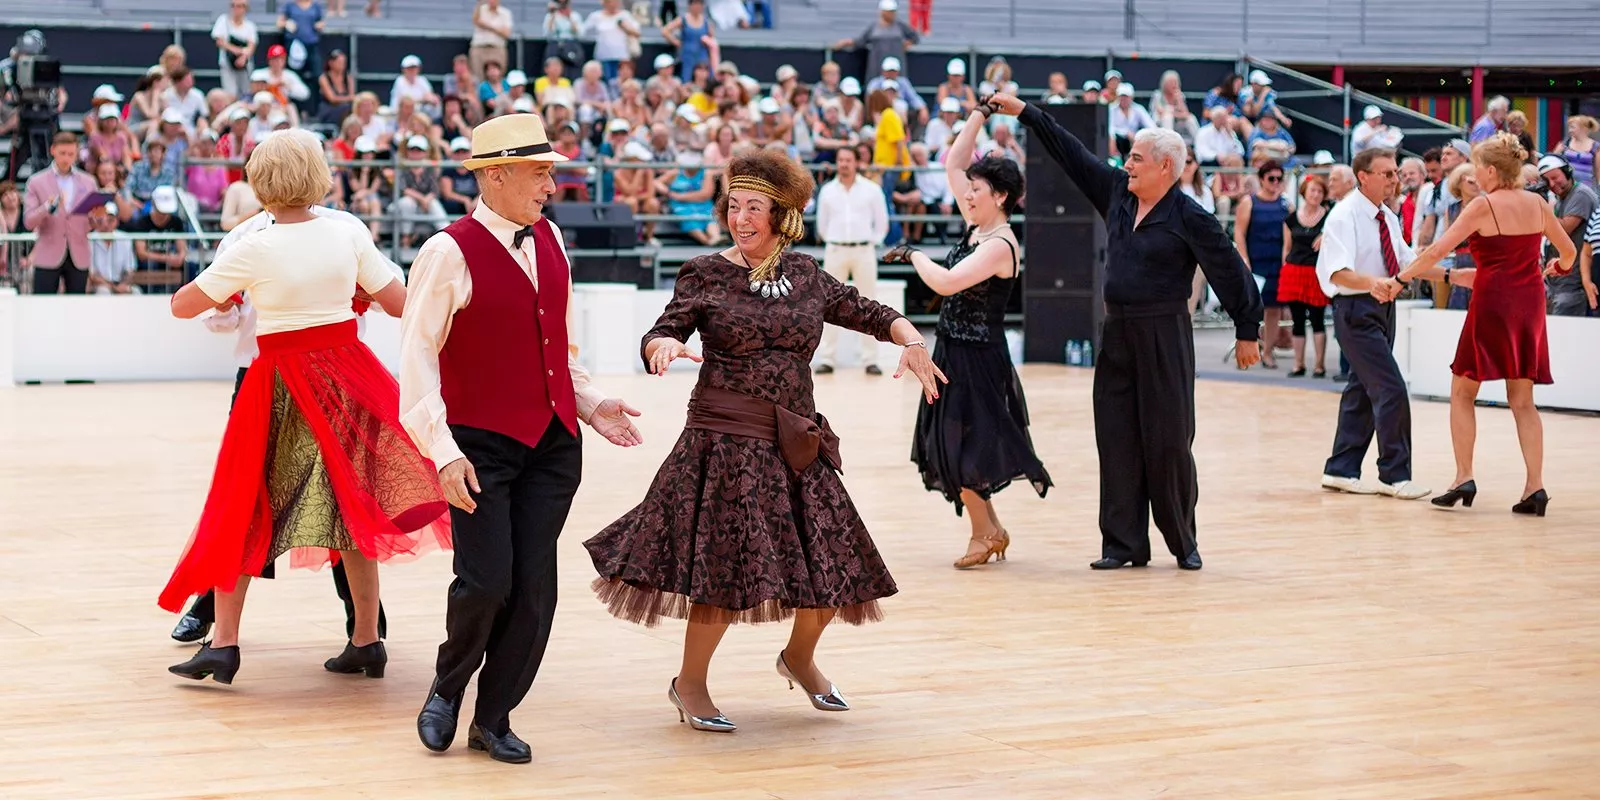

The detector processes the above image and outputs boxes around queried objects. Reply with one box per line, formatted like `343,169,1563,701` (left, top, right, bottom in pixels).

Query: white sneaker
1378,480,1432,500
1321,475,1378,495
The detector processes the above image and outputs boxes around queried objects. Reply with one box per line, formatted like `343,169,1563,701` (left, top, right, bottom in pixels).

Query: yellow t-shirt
194,217,397,335
687,91,717,117
874,107,910,181
534,76,572,99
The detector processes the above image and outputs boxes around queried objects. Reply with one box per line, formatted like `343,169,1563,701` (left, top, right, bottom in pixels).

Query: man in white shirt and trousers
170,151,404,643
1315,147,1430,501
814,146,890,374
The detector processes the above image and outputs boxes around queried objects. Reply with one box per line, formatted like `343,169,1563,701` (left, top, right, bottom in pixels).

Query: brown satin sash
684,386,842,474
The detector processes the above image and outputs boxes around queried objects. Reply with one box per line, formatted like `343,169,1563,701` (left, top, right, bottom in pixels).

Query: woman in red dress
1398,133,1577,516
161,130,451,684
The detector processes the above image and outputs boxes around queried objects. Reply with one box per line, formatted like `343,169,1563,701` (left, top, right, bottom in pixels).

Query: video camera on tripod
4,29,64,179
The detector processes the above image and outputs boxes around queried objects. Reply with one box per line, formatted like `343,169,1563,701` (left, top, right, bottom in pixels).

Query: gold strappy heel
953,529,1010,569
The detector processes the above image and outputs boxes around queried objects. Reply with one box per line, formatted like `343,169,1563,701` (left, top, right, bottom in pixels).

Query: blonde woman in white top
161,130,450,687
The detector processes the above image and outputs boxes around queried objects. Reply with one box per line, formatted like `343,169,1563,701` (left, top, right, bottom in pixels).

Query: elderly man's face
1400,161,1425,190
1125,139,1174,197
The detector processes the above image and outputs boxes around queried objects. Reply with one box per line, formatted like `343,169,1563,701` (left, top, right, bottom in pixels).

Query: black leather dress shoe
169,644,240,684
323,640,387,678
1090,557,1149,570
468,723,533,764
417,692,461,752
1178,552,1203,570
170,613,211,643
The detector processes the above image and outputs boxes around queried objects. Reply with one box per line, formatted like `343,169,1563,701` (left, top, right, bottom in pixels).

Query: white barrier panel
2,280,908,384
1397,301,1600,412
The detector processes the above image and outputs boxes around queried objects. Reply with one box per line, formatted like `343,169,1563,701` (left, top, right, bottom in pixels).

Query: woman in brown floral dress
584,150,946,733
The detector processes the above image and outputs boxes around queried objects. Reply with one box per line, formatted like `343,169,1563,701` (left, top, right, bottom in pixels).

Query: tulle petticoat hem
590,577,885,627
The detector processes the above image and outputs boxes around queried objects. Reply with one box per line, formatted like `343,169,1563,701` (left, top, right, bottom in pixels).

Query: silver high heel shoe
776,651,850,712
667,678,737,733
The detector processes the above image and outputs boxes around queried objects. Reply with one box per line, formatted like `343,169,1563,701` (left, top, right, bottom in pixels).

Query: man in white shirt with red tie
400,113,643,764
1315,147,1430,501
814,146,890,375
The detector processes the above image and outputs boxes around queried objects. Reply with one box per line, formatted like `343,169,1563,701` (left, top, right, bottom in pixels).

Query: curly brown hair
714,148,816,231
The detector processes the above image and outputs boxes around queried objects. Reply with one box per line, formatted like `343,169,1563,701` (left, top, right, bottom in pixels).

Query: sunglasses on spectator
1264,174,1283,183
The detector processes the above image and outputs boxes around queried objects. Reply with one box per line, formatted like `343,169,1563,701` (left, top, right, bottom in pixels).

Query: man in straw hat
400,112,644,763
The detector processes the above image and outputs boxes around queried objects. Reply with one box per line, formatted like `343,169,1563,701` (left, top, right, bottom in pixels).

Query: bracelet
903,340,927,349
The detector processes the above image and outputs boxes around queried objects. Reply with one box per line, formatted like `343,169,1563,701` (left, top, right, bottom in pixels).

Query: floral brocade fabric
583,252,904,626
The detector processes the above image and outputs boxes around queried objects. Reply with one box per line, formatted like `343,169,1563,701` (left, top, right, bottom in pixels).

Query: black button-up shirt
1020,104,1264,341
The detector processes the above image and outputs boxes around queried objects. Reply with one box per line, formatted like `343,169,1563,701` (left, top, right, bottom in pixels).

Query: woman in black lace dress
886,105,1052,569
584,150,946,733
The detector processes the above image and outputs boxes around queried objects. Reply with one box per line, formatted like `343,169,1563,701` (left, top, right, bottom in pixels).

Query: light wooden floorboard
3,368,1598,799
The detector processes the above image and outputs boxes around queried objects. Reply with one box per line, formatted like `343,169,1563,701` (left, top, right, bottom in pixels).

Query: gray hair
1134,127,1186,186
1399,156,1425,173
1487,95,1510,113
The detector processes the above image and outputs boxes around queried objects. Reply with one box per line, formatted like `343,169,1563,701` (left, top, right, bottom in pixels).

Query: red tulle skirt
1277,263,1328,307
158,321,451,612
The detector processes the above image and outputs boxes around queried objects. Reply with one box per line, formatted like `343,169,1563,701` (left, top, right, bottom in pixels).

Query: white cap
161,107,186,124
1363,105,1382,120
1537,154,1569,175
230,107,252,122
401,54,422,69
268,111,289,126
445,136,469,153
840,77,862,96
1248,69,1271,85
654,53,675,70
607,117,632,133
151,186,179,214
1104,69,1122,80
939,96,962,114
93,84,124,102
674,104,702,123
512,95,536,113
878,0,897,9
776,64,797,82
354,136,377,153
249,68,271,82
623,140,653,161
1313,150,1335,165
252,91,275,106
881,56,901,73
506,69,528,87
1115,83,1134,98
758,97,781,115
946,58,965,76
1082,80,1102,92
406,134,430,151
97,104,121,119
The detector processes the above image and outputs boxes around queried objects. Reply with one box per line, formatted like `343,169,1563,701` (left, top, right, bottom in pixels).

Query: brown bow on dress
685,386,842,473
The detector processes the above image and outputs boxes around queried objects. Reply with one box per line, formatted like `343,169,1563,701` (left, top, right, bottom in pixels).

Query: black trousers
1325,295,1412,484
432,420,582,734
1093,301,1199,562
184,367,388,639
33,253,88,294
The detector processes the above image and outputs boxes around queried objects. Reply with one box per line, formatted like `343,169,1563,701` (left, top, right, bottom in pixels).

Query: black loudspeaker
545,202,635,249
569,255,652,288
1023,103,1108,364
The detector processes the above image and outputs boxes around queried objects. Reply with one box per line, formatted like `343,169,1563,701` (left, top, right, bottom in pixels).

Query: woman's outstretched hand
895,344,948,404
647,338,703,375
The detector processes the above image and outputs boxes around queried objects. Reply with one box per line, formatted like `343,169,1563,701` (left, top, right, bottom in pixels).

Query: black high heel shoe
169,644,240,684
1431,480,1477,508
324,640,387,678
1512,490,1549,517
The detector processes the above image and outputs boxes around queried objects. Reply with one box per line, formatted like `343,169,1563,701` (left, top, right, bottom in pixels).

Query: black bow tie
512,225,536,249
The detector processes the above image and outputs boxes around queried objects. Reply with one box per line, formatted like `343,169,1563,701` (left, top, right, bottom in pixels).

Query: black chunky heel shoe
1431,480,1477,508
169,644,240,684
323,640,387,678
1512,490,1549,517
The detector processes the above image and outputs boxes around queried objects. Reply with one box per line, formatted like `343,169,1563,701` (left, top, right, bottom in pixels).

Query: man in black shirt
989,93,1263,571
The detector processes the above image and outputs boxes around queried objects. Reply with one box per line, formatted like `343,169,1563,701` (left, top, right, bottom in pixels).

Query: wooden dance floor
4,369,1599,799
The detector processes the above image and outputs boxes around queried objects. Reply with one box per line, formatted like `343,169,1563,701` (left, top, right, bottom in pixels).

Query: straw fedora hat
461,113,568,171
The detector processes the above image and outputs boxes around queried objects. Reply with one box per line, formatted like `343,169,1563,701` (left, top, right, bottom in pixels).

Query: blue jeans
601,60,620,82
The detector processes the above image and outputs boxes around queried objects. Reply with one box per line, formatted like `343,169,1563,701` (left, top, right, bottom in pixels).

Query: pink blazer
23,168,97,269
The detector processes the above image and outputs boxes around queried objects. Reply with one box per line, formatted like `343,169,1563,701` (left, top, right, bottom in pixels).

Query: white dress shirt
1109,102,1156,139
1317,189,1416,297
400,202,606,470
815,176,888,245
1352,121,1404,153
1194,123,1244,163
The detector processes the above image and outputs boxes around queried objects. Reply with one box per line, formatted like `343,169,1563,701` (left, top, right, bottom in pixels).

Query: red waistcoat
440,215,579,448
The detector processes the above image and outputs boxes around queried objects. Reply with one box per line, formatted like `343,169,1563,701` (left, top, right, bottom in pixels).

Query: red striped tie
1375,209,1400,277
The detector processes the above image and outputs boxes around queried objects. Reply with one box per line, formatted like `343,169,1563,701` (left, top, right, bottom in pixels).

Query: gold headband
727,175,804,284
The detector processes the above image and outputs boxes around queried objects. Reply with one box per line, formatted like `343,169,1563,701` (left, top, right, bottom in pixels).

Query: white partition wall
0,280,909,384
1396,301,1600,412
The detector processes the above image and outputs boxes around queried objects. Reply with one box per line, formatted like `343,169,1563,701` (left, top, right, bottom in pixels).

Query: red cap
267,44,287,58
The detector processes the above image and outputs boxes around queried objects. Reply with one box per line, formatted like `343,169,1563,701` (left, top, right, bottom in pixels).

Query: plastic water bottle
1080,340,1095,367
1067,340,1083,366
